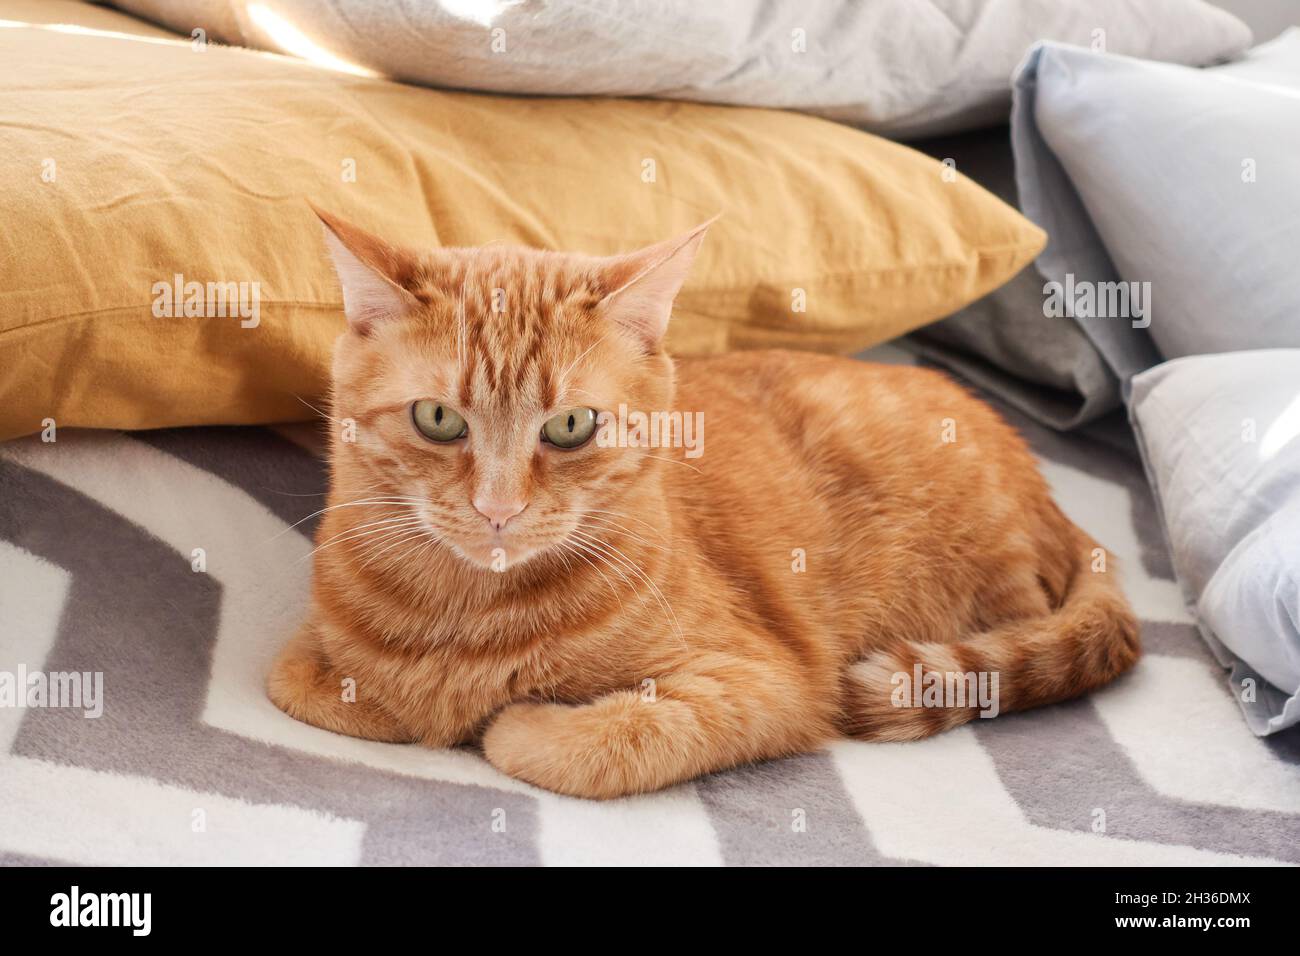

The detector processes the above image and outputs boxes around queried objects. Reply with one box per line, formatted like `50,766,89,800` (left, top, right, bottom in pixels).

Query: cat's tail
839,531,1140,742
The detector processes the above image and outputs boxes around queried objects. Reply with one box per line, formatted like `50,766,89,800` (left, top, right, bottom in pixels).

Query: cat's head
314,207,712,571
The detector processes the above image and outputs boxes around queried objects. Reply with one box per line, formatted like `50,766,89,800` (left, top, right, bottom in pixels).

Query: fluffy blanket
1,351,1296,865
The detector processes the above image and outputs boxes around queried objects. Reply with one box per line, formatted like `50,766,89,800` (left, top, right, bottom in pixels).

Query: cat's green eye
541,407,597,449
412,400,468,443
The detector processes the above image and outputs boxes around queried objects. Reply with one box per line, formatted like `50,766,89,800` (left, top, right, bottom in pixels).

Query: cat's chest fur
314,564,654,744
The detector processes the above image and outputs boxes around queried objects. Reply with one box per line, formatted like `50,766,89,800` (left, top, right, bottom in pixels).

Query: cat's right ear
310,204,421,335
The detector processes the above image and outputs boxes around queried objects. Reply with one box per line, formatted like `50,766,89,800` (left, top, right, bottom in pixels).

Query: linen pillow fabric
1130,350,1300,735
1211,0,1300,42
110,0,1251,137
1012,29,1300,381
0,1,1045,440
908,126,1121,430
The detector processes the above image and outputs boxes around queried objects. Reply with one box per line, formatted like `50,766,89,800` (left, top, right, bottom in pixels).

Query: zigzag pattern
1,380,1297,865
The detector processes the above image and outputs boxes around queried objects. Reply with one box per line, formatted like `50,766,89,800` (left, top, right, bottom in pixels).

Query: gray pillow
1211,0,1300,41
1012,29,1300,381
909,127,1120,429
1130,350,1300,735
112,0,1250,137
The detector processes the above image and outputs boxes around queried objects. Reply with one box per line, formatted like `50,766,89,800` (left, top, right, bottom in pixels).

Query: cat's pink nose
473,497,526,531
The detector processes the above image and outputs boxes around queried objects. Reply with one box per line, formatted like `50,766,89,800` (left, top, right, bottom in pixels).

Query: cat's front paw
482,700,637,800
268,631,414,744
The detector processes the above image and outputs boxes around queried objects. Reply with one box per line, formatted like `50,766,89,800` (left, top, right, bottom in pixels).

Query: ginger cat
268,210,1140,799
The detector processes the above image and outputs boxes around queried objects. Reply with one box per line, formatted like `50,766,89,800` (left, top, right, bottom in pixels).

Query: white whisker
570,528,685,647
269,495,433,541
562,538,629,616
581,514,675,553
292,393,346,426
297,514,428,563
557,332,609,397
641,452,702,474
582,508,666,537
358,525,442,570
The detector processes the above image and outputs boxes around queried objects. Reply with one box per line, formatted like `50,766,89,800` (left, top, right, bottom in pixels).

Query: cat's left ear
599,215,718,349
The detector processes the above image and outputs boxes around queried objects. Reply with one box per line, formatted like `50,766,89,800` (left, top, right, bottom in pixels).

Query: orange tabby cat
268,209,1140,799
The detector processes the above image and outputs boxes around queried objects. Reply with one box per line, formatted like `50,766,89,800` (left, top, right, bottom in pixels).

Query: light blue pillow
1012,30,1300,382
1130,350,1300,735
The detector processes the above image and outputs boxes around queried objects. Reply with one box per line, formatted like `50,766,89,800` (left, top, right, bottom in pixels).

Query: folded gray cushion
1012,30,1300,382
111,0,1250,138
1212,0,1299,41
1131,349,1300,735
908,127,1120,430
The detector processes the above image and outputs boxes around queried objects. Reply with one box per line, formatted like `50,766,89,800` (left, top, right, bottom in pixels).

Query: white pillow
113,0,1251,137
1131,350,1300,735
1012,29,1300,378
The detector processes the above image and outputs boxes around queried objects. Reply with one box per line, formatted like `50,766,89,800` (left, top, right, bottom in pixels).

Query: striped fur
268,214,1141,799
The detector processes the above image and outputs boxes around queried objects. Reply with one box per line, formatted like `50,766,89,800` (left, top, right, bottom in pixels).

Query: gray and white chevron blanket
1,348,1297,866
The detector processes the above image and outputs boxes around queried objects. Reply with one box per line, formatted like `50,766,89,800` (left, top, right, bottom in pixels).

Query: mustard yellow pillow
0,1,1044,440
